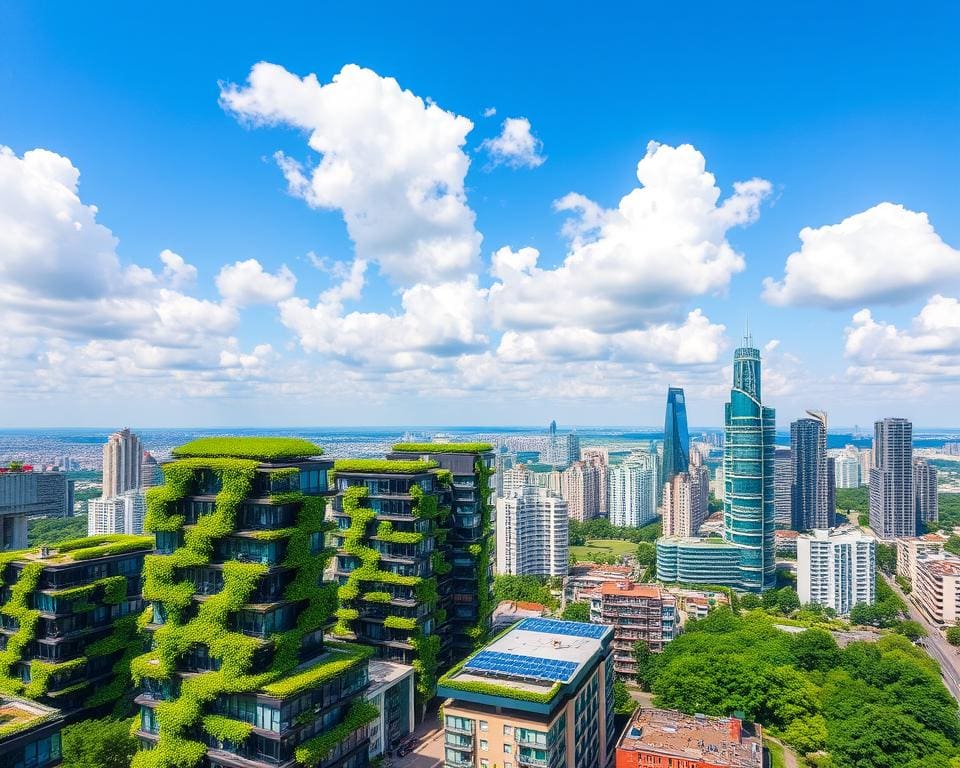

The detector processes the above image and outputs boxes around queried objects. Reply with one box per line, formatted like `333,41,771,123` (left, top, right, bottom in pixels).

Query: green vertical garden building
0,535,152,715
329,459,452,706
386,444,495,657
132,437,376,768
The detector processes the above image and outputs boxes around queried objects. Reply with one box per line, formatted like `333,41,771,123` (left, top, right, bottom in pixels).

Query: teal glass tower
723,337,776,591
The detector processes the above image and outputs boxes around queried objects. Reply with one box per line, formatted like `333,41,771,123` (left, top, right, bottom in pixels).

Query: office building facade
797,527,875,615
914,458,939,527
101,428,142,499
134,437,375,768
496,486,568,577
869,418,914,539
438,618,617,768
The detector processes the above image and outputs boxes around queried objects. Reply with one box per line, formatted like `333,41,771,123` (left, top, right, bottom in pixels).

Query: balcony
518,753,549,767
446,724,475,736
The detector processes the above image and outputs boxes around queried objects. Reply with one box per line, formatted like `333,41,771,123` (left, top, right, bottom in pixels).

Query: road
883,572,960,702
389,719,443,768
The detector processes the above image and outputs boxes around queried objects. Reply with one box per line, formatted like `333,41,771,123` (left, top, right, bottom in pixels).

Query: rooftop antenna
744,314,753,348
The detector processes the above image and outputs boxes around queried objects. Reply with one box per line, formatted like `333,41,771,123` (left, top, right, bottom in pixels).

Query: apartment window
481,762,489,768
479,720,488,731
503,744,512,754
480,740,488,750
503,725,513,736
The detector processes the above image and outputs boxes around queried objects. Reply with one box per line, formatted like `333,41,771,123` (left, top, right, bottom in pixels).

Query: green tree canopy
62,716,138,768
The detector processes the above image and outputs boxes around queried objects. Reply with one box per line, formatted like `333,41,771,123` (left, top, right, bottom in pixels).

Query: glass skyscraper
790,411,833,530
657,335,777,592
722,338,777,591
662,387,690,487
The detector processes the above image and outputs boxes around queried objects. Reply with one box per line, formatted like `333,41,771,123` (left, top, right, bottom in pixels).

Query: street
883,572,960,702
387,718,444,768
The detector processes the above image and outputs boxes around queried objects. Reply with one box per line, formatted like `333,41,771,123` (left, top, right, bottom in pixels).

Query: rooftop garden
333,459,438,474
171,437,323,460
392,442,493,454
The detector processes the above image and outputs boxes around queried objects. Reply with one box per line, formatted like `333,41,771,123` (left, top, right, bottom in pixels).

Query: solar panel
518,618,608,639
464,650,578,683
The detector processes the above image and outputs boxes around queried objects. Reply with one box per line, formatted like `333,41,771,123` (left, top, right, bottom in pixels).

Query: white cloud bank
764,203,960,308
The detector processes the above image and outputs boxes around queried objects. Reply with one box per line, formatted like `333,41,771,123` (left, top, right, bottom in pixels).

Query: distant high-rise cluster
101,427,141,498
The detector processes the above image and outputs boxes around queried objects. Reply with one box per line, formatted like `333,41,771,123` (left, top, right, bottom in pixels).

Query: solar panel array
518,618,608,639
464,650,578,683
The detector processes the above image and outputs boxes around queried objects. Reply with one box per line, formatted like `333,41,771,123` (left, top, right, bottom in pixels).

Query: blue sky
0,1,958,428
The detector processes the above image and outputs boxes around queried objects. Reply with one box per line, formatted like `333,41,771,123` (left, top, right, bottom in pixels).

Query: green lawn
569,538,637,560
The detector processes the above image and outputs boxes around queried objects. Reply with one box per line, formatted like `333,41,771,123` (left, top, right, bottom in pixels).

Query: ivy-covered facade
387,445,496,657
132,438,375,768
0,534,152,716
330,462,451,706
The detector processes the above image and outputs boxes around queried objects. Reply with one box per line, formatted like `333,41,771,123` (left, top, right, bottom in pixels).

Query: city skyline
1,4,959,427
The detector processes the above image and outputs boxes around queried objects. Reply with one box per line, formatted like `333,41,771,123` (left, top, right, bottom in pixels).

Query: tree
783,714,828,754
776,587,801,615
613,678,636,715
633,641,654,690
895,620,926,641
561,601,590,622
790,629,841,672
739,593,762,611
635,542,656,568
876,543,897,574
492,575,557,609
62,717,137,768
946,626,960,646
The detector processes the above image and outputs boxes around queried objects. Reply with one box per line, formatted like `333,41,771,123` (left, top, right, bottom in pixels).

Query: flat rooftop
923,557,960,577
451,618,611,694
367,659,413,696
618,708,762,768
0,696,61,740
599,581,666,598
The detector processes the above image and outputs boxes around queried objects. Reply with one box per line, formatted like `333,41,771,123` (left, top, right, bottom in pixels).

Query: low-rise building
0,696,64,768
797,527,875,616
914,554,960,625
896,533,948,583
438,618,616,768
0,470,74,549
588,582,676,674
615,708,763,768
665,587,731,623
365,659,415,760
564,564,635,604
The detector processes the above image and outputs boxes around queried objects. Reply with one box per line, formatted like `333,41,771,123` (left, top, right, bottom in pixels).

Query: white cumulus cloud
489,141,771,332
220,62,481,285
763,203,960,308
216,259,297,306
480,117,545,169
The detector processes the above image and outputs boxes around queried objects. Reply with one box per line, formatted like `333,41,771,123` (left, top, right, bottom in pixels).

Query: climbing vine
467,458,495,647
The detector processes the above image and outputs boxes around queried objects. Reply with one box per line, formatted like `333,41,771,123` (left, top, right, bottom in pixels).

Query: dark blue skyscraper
663,387,690,486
